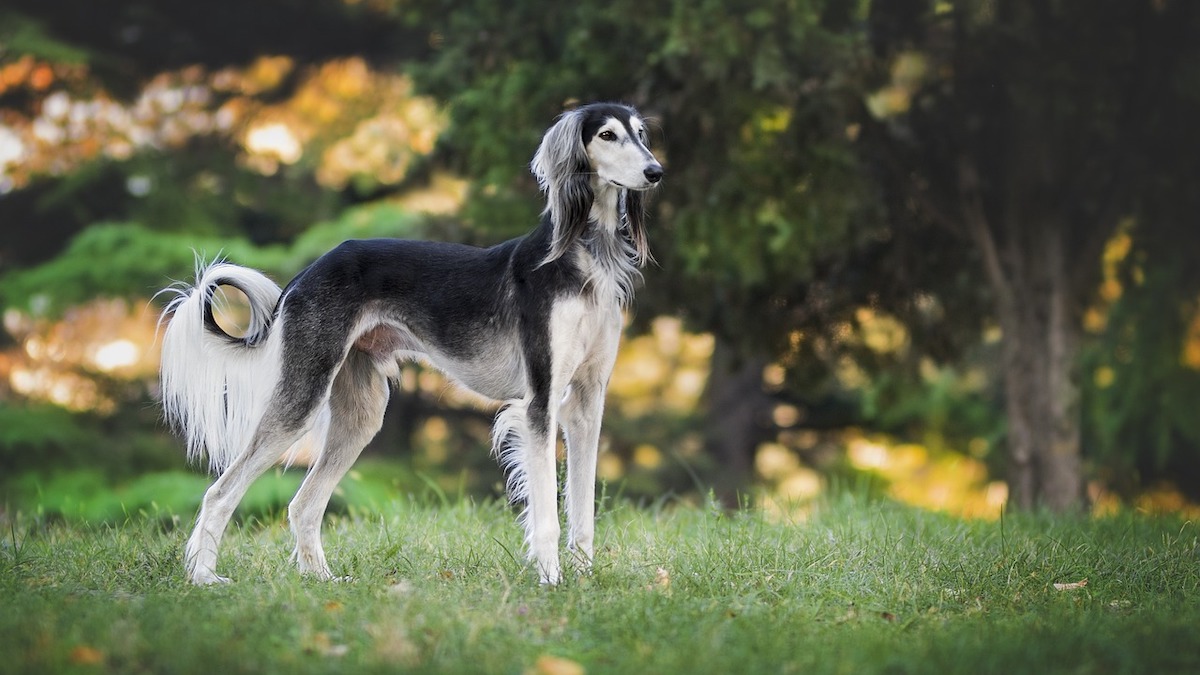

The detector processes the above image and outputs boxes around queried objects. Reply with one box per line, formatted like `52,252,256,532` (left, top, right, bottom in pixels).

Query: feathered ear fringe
531,109,594,265
623,189,653,267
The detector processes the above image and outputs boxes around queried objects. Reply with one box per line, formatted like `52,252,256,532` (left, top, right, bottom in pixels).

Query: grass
2,493,1199,674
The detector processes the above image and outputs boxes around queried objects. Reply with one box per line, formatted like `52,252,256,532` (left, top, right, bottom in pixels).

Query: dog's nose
644,165,664,184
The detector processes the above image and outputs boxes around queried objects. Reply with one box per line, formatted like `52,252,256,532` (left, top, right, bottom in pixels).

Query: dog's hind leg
185,407,321,585
289,350,389,579
185,334,344,585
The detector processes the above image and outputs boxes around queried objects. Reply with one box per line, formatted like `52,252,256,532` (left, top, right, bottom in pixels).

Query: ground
2,495,1198,674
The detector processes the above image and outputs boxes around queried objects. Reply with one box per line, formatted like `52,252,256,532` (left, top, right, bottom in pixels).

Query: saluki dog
159,103,663,585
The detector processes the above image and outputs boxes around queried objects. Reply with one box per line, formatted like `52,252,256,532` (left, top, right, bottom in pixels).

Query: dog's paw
189,571,232,586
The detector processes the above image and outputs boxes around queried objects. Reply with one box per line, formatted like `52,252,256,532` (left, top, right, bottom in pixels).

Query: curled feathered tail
158,261,284,474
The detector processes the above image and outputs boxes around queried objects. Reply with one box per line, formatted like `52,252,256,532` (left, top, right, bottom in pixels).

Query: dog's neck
576,181,641,307
589,182,624,234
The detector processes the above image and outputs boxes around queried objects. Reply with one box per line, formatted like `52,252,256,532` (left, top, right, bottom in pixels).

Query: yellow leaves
304,65,447,189
1052,579,1088,591
2,70,217,190
246,56,295,92
1088,220,1137,334
368,621,421,667
1133,483,1200,518
391,171,469,216
856,307,910,355
4,299,160,412
306,631,350,658
632,444,664,470
844,432,1005,519
244,122,303,165
866,52,930,119
68,645,105,666
608,316,713,417
527,654,586,675
0,56,60,95
212,55,295,95
1182,309,1200,370
756,442,799,480
644,566,671,592
0,53,445,191
756,107,792,135
597,452,624,481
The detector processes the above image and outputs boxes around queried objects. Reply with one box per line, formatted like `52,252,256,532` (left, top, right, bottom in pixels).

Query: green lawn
2,494,1198,674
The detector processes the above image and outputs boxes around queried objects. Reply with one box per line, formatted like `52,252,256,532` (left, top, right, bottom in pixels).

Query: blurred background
2,0,1199,523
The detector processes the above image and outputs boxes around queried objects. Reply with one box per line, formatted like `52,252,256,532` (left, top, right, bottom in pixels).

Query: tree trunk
997,228,1084,511
703,340,773,507
958,154,1085,512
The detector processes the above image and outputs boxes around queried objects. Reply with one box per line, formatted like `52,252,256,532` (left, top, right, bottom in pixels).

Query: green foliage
0,10,91,63
3,0,1199,506
862,363,1004,459
0,202,429,316
4,469,206,523
0,223,260,315
1084,258,1200,495
2,458,429,524
860,0,1200,498
2,498,1199,673
410,0,881,350
0,402,164,479
0,401,88,451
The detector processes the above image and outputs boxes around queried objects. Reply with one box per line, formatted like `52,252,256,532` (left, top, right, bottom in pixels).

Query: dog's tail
158,260,284,474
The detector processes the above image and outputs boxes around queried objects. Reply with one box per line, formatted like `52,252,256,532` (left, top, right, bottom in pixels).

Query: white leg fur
493,396,562,585
527,298,601,584
290,355,389,579
561,328,620,572
524,409,563,585
185,419,311,584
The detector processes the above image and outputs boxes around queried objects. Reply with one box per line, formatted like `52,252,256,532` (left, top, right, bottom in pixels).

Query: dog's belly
438,353,526,402
353,324,524,402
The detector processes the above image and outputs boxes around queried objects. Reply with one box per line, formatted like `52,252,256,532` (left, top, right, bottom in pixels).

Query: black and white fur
159,103,663,585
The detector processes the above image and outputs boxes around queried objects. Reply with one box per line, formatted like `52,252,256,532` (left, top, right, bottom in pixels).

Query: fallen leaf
369,622,421,667
1052,579,1088,591
527,654,586,675
324,600,343,612
309,632,349,658
386,579,413,597
69,645,105,666
644,566,670,591
880,612,897,622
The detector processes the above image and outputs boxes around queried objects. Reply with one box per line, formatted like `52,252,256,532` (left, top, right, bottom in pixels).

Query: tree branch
957,156,1014,314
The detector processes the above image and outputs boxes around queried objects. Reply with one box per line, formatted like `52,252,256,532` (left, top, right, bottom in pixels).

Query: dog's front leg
522,394,562,585
561,321,620,573
561,387,602,573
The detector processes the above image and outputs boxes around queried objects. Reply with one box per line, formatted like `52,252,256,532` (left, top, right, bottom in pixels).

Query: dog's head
531,103,663,266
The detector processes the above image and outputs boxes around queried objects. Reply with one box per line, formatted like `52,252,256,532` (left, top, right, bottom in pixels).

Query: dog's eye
598,130,617,141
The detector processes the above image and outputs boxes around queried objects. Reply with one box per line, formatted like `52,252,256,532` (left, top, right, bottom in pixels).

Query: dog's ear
531,109,594,265
622,189,652,267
